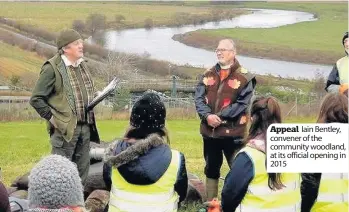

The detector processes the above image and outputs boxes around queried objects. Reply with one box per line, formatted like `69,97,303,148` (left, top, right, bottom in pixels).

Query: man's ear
62,45,69,53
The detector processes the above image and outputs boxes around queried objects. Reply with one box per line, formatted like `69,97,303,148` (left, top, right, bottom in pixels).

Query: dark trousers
50,123,91,184
203,137,243,179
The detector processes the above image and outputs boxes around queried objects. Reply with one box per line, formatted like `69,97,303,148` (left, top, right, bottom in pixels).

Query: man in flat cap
30,29,100,184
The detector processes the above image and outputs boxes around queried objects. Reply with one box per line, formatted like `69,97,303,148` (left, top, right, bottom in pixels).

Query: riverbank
0,2,325,93
173,2,347,65
0,30,317,98
0,2,246,31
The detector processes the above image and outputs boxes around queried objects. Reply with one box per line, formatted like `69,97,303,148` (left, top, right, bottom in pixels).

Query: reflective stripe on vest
237,203,301,212
247,180,300,196
337,56,348,84
236,146,301,212
110,186,177,202
311,172,348,212
108,149,181,212
316,193,348,203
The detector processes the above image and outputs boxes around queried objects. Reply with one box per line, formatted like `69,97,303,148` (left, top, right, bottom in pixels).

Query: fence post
8,99,11,112
308,95,311,113
171,76,177,98
295,95,298,117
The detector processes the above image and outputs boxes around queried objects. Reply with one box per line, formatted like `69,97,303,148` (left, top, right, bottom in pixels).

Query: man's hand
206,114,221,128
49,116,57,128
94,91,102,98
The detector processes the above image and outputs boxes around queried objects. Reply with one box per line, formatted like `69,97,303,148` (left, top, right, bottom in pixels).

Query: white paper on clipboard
87,77,119,110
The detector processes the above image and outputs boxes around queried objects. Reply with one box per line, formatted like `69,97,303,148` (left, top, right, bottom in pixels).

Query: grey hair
58,45,69,55
219,39,236,52
57,48,64,55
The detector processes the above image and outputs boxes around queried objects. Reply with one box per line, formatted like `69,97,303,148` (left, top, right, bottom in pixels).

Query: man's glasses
215,48,234,53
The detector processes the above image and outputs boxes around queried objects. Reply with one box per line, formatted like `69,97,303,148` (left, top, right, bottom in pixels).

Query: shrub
72,19,86,33
144,18,153,29
86,13,107,34
115,14,126,24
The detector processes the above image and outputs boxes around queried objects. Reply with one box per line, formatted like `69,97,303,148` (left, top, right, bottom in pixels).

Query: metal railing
119,79,198,92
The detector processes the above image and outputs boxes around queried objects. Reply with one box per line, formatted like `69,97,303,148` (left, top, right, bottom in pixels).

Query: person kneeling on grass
221,96,301,212
103,92,188,212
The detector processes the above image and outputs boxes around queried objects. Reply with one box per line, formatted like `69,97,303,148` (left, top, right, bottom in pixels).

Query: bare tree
312,71,326,99
144,18,153,29
86,13,107,34
97,51,138,82
211,8,224,21
137,51,151,72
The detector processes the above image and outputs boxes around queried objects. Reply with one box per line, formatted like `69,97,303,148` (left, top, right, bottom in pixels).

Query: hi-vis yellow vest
108,150,181,212
337,56,348,84
236,146,301,212
311,173,348,212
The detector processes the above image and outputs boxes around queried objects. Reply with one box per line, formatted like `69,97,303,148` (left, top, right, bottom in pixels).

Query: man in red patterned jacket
194,39,256,201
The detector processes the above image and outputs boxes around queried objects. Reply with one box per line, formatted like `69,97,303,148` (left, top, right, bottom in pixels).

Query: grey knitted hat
28,155,85,209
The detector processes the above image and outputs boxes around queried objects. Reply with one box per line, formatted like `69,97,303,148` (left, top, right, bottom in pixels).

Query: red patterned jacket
194,59,256,139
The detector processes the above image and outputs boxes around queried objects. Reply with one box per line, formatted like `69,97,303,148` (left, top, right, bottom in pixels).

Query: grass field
0,117,316,186
0,41,43,85
0,117,316,211
175,2,348,64
0,2,243,32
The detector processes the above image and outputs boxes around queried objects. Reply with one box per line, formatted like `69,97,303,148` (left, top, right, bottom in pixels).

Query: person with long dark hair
221,96,301,212
301,93,348,212
103,92,188,212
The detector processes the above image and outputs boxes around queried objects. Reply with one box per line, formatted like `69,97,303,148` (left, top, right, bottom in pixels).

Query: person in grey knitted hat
28,155,85,211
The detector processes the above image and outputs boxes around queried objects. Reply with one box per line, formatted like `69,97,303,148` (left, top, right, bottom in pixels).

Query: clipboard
87,77,119,110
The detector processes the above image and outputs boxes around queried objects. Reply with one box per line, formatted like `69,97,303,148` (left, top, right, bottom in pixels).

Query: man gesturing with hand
194,39,256,201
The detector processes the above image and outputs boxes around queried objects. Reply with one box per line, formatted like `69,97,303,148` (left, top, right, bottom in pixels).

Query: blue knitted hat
28,155,85,209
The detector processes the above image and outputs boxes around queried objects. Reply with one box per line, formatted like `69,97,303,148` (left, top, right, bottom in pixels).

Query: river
90,9,332,79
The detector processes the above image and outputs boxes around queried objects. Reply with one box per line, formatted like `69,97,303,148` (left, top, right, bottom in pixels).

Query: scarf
66,64,94,124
